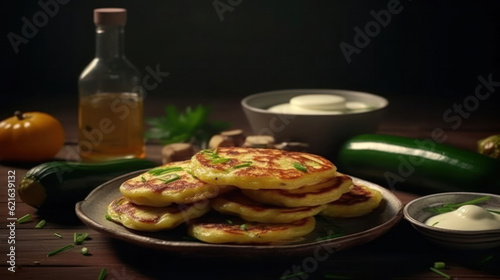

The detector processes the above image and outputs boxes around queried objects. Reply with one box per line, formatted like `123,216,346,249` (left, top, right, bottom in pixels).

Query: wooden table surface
1,94,499,280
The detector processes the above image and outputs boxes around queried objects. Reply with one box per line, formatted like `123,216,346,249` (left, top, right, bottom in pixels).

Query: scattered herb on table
280,271,307,280
81,247,90,256
98,268,107,280
433,262,446,269
74,232,89,245
47,244,74,257
145,105,230,147
54,233,63,238
429,267,451,279
17,214,31,224
35,220,46,229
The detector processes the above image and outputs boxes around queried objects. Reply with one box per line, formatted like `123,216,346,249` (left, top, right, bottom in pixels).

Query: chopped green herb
280,271,307,280
81,247,89,256
158,174,180,184
226,219,233,225
140,176,146,182
74,233,89,245
54,233,63,238
47,244,74,257
433,262,446,269
201,149,230,164
17,214,31,224
239,224,249,231
429,267,451,279
293,162,307,172
148,166,183,176
97,268,107,280
105,214,113,221
35,220,46,229
233,162,252,169
211,157,230,164
478,254,494,264
425,196,491,214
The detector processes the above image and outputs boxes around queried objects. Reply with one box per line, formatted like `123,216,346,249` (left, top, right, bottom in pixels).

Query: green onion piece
35,220,46,229
429,267,451,279
211,157,230,164
425,196,492,214
159,174,180,184
488,209,500,214
17,214,31,224
293,162,307,172
433,262,446,269
226,219,233,224
105,214,113,221
239,224,248,231
140,176,146,182
479,254,494,264
47,244,74,257
54,233,63,238
74,233,89,245
81,247,89,255
148,166,183,176
98,268,107,280
280,271,307,280
233,162,252,169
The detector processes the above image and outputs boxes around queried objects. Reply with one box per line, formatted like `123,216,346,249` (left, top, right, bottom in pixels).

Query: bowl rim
241,88,389,116
403,192,500,235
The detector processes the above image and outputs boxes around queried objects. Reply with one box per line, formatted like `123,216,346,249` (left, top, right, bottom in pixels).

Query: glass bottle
78,8,145,162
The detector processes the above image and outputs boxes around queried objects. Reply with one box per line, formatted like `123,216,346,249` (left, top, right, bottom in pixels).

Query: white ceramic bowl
404,192,500,250
241,89,388,157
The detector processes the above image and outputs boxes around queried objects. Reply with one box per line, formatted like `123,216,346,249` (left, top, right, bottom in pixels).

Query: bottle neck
95,25,125,59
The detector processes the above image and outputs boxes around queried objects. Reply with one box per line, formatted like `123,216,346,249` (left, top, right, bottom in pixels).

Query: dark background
2,0,500,119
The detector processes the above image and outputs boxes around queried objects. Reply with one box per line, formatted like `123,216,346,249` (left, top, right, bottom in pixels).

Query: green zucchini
19,158,157,209
336,134,500,195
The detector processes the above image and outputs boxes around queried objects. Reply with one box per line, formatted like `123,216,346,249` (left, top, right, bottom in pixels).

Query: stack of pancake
107,147,382,244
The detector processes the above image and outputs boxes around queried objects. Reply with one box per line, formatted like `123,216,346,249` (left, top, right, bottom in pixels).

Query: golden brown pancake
320,184,383,218
190,147,337,190
188,216,315,244
120,160,234,207
241,174,353,207
107,196,211,232
212,190,326,223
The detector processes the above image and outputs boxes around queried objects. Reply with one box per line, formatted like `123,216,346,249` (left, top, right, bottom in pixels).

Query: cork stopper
94,8,127,26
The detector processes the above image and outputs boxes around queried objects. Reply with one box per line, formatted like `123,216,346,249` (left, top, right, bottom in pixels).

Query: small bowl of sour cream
404,192,500,250
241,89,388,157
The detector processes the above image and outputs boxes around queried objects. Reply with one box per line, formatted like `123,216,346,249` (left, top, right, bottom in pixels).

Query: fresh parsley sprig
145,105,230,147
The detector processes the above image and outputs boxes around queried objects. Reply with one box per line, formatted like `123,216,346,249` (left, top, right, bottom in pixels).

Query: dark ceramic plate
75,170,403,257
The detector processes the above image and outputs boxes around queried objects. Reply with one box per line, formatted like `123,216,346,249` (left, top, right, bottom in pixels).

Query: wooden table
1,94,499,280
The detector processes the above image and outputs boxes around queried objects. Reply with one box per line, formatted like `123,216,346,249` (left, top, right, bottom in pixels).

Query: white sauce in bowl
268,94,372,115
425,205,500,231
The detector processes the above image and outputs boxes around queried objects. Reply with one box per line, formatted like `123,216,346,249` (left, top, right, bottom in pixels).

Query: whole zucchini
19,158,157,209
336,134,500,195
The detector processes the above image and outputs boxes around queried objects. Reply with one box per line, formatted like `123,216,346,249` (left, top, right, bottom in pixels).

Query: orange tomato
0,111,65,162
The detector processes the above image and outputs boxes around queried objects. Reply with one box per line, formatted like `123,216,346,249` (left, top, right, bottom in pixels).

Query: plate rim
75,169,404,255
